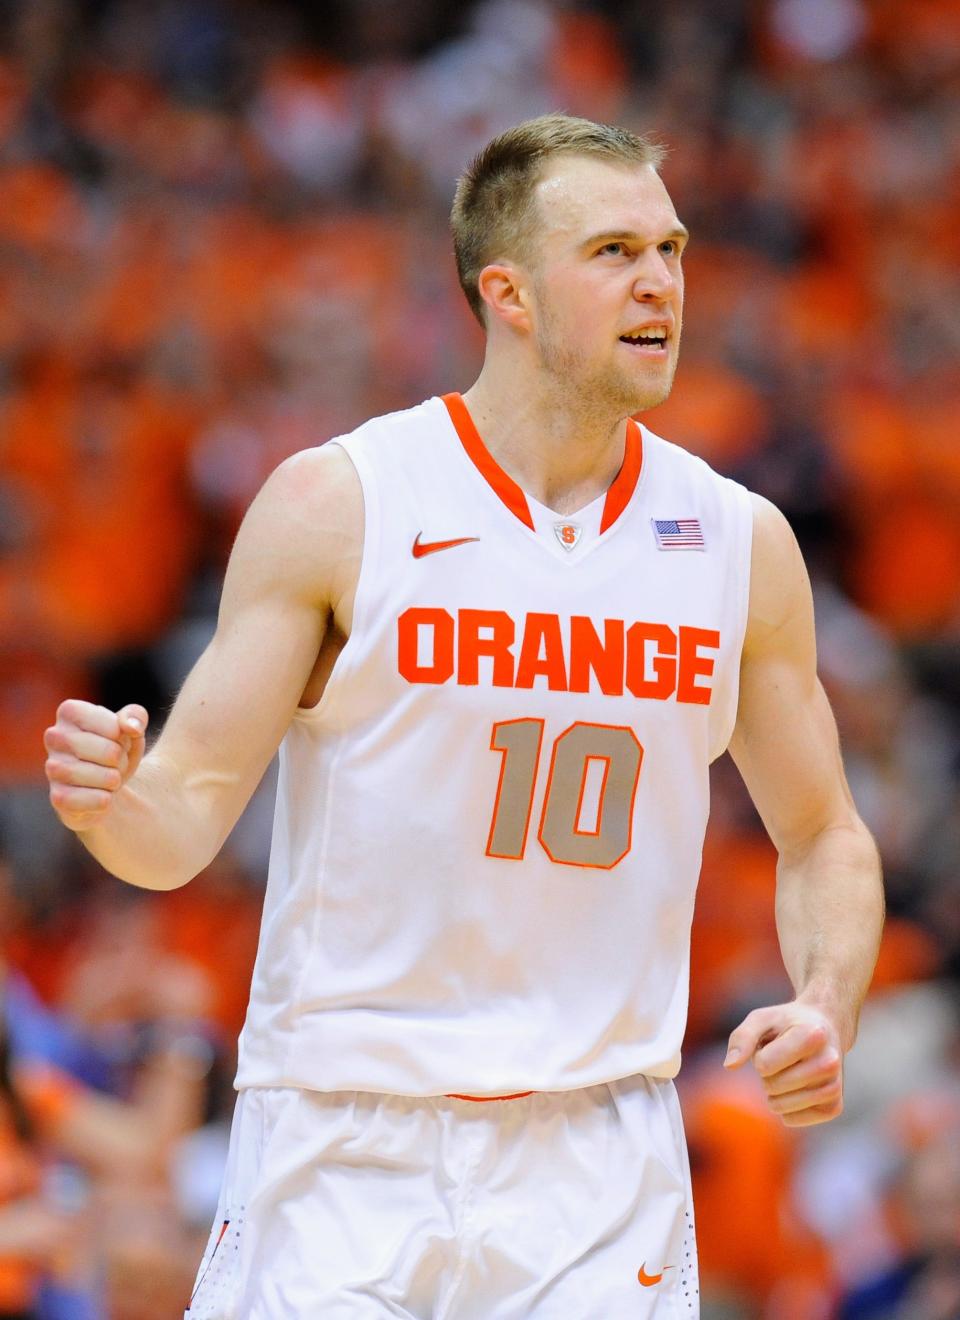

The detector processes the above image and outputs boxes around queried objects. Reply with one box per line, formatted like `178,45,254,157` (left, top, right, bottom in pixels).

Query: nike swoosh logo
638,1264,672,1287
412,533,480,558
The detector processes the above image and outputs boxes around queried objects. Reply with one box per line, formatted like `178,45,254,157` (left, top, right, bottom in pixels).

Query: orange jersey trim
442,393,536,530
599,417,643,533
443,394,643,536
445,1091,536,1102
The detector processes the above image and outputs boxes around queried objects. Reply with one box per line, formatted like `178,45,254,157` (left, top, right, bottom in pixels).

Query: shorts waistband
444,1091,536,1102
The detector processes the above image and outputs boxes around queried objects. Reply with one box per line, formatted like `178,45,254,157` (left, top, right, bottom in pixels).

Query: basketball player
44,115,884,1317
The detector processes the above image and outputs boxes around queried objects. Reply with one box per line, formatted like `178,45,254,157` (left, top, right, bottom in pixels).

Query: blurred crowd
0,0,958,1316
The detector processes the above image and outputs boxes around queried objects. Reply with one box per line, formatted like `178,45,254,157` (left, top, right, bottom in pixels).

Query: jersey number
486,720,644,869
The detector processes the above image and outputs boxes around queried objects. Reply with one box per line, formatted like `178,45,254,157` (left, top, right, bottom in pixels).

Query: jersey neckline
441,392,643,536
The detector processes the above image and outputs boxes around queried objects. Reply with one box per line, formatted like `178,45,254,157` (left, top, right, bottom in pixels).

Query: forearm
76,752,226,890
775,818,884,1051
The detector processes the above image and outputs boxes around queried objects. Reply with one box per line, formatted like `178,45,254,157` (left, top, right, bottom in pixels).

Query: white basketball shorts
185,1076,699,1319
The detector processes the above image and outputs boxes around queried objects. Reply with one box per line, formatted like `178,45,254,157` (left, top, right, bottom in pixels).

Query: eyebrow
582,224,690,248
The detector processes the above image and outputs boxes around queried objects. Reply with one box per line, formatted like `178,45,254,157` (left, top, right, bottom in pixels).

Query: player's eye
658,240,679,256
598,242,626,256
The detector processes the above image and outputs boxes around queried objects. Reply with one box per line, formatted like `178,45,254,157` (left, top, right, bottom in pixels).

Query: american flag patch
652,518,705,550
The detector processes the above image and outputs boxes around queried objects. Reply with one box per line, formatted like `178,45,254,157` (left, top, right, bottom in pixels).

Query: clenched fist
44,701,149,832
723,1000,845,1127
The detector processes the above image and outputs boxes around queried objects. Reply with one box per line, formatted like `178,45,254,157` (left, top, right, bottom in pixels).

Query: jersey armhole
709,480,754,762
290,437,380,725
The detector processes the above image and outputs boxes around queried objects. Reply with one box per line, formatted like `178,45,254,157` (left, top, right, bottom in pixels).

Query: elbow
103,865,200,893
98,840,221,891
777,813,880,871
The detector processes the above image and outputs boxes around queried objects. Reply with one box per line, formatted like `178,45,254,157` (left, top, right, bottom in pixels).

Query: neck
462,361,632,515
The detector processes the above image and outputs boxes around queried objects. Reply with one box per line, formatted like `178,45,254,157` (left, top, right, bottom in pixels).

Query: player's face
525,157,687,414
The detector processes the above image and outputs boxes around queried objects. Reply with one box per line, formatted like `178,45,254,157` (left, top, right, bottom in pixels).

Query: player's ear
477,263,532,334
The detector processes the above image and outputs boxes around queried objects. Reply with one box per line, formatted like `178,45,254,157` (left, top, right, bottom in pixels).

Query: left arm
724,493,884,1126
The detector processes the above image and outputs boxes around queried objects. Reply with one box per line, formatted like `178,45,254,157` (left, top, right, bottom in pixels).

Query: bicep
728,495,858,857
147,445,361,830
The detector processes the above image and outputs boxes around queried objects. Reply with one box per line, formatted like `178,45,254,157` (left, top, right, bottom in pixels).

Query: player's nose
631,249,677,301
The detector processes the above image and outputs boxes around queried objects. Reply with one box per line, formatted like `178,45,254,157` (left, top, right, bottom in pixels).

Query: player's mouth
619,325,670,356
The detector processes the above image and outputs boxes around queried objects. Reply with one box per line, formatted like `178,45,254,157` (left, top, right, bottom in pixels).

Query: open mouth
619,329,668,351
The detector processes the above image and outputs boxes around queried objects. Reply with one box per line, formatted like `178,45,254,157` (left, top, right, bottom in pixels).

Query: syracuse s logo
553,522,582,551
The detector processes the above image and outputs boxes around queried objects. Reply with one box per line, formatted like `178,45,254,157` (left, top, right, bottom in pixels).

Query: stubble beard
535,309,679,420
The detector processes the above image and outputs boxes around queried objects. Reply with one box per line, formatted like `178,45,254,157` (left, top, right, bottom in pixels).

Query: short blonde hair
451,113,665,325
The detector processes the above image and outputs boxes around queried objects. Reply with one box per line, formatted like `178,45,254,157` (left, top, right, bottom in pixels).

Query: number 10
486,719,644,870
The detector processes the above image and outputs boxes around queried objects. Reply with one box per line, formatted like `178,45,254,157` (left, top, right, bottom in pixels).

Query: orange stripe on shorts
445,1091,535,1102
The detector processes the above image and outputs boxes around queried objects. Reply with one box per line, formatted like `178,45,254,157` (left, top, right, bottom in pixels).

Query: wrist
795,983,857,1051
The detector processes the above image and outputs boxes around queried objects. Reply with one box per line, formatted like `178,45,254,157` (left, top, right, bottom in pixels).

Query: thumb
117,705,149,781
723,1005,788,1069
117,705,149,739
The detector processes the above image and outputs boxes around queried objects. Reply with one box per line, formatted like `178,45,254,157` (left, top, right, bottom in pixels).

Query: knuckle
49,785,73,810
48,727,70,754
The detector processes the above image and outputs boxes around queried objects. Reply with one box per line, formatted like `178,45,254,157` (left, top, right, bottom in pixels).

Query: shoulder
267,439,362,516
639,424,754,559
331,396,448,465
274,397,443,549
253,441,363,559
222,440,363,615
639,421,797,572
264,396,441,506
639,423,745,498
748,490,799,560
743,491,813,660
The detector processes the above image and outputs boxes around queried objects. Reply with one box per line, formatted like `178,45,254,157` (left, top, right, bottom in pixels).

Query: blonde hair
451,113,665,325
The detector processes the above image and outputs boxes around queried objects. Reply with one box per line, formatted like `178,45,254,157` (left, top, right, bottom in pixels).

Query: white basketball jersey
235,393,753,1096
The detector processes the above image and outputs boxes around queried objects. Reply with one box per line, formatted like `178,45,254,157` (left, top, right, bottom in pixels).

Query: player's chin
625,373,676,416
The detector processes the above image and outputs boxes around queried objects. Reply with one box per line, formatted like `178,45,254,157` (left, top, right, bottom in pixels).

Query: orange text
397,608,719,704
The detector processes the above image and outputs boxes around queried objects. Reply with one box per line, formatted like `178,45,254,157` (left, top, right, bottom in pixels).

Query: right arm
44,444,362,889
